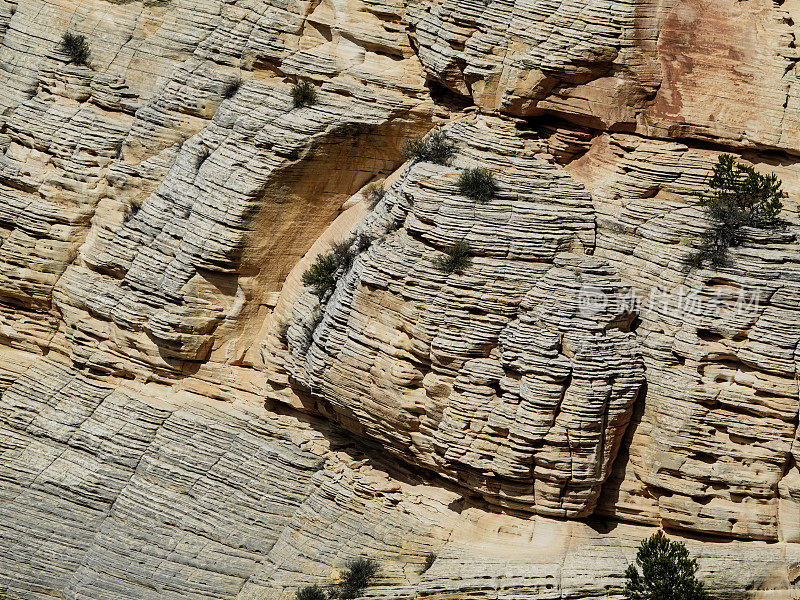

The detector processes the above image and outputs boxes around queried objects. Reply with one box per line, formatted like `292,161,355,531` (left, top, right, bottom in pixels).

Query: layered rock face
279,118,645,518
276,116,800,545
4,360,798,599
2,0,800,597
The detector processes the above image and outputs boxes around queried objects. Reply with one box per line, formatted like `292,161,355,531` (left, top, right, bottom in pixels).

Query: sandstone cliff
1,0,800,597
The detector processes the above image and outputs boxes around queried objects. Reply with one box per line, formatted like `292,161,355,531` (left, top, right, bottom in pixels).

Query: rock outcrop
1,0,800,597
271,115,800,546
2,359,799,599
278,118,645,519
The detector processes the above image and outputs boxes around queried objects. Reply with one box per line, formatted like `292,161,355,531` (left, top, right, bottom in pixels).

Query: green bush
435,240,471,274
301,236,370,299
337,557,379,599
60,32,90,66
402,136,426,161
420,552,436,573
302,252,341,299
296,584,327,600
692,154,784,266
458,167,497,203
624,531,708,600
292,80,318,107
353,233,371,254
330,238,355,271
402,131,456,165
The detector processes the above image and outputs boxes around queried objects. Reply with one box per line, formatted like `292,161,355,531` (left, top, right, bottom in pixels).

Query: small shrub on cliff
292,80,318,107
301,235,371,299
330,238,356,271
60,32,90,66
420,552,436,573
434,240,471,274
458,166,497,203
336,557,379,599
401,135,426,162
624,530,708,600
402,131,456,165
362,180,386,209
296,585,327,600
302,252,340,299
222,76,242,99
123,198,143,223
354,232,372,254
691,154,784,267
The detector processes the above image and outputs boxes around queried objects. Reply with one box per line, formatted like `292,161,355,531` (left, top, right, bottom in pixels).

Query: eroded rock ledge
2,358,799,599
274,116,800,545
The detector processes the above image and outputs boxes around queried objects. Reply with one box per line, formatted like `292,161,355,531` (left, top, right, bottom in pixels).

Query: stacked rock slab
280,118,645,517
276,112,800,544
566,134,800,541
406,0,800,151
2,359,799,599
0,0,433,380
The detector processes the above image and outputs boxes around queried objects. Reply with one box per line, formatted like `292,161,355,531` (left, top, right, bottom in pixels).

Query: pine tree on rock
624,530,708,600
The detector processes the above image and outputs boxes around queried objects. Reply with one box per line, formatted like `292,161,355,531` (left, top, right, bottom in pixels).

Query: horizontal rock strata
1,358,798,600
